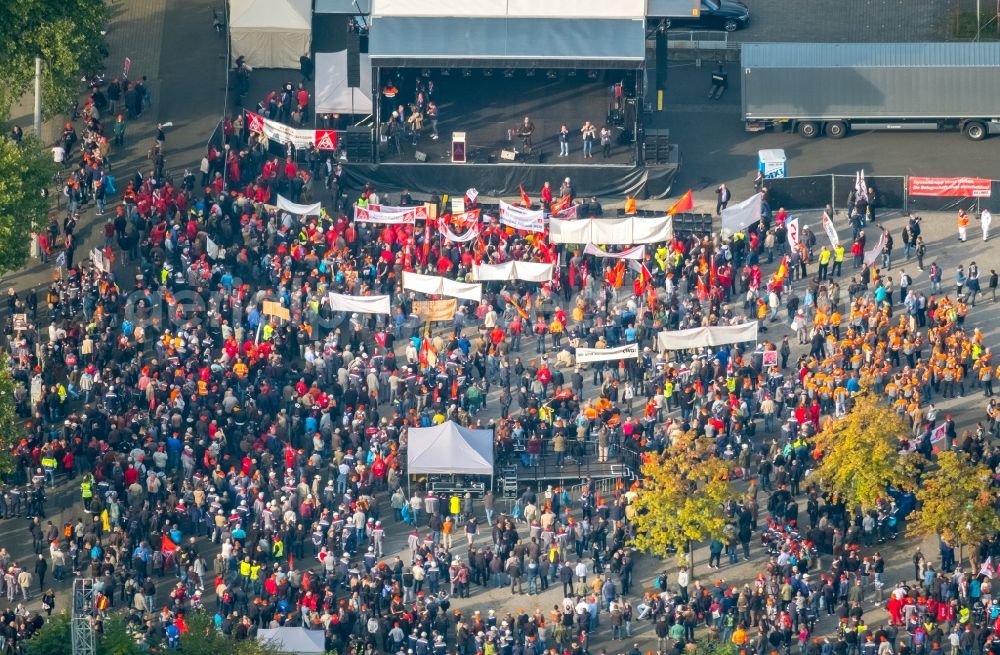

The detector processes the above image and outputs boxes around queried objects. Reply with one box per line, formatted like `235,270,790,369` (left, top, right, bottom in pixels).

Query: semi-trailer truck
741,42,1000,140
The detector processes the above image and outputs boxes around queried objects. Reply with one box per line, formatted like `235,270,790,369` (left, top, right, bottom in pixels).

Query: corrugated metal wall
743,66,1000,119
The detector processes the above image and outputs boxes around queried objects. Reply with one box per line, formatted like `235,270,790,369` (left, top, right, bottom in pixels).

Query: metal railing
665,30,737,50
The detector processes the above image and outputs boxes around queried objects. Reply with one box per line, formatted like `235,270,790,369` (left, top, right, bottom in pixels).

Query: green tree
180,612,235,655
630,430,738,571
97,615,144,655
0,0,109,121
0,351,23,476
810,394,922,512
909,450,1000,570
26,612,72,655
0,135,56,276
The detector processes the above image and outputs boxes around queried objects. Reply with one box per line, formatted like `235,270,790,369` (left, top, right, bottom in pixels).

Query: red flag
421,216,432,265
550,195,571,215
709,254,717,288
289,553,294,570
161,534,178,552
696,274,709,299
418,332,431,367
612,261,626,288
519,184,531,208
667,190,694,215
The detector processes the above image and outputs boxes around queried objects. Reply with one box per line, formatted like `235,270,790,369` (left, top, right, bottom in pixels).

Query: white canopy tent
257,627,325,654
229,0,312,69
407,421,494,477
316,50,374,115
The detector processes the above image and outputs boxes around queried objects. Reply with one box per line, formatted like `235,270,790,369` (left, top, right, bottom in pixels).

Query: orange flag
667,190,694,215
550,195,571,215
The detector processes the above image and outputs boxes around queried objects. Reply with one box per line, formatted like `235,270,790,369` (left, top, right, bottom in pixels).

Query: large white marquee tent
229,0,312,69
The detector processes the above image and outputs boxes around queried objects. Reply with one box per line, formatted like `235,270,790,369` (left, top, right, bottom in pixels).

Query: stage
346,69,679,198
377,70,639,167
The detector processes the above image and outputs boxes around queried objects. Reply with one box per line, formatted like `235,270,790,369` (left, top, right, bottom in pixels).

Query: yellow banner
412,298,457,322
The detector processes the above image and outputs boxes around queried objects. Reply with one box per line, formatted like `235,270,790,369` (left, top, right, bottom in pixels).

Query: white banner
328,293,391,315
277,195,322,216
575,343,640,364
206,237,223,260
403,272,482,302
256,115,316,149
821,212,840,247
90,248,111,273
549,217,672,245
720,193,762,234
786,217,800,251
472,261,554,282
354,205,418,224
864,230,886,267
440,222,480,243
656,322,759,351
498,201,545,232
583,244,646,260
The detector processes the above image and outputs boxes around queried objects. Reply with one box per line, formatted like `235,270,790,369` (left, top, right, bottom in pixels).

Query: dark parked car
655,0,751,32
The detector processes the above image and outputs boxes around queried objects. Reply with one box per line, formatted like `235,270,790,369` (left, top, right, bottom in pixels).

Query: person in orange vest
958,208,970,242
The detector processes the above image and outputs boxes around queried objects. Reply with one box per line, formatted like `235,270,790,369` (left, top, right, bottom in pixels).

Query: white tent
407,421,494,475
257,627,325,654
316,51,374,116
230,0,312,69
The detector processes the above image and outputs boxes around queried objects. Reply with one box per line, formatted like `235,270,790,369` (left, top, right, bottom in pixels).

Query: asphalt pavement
0,0,998,649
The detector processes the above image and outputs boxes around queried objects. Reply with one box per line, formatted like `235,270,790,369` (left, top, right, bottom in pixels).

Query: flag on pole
773,255,789,285
519,184,531,208
418,327,432,367
667,190,694,215
421,213,432,265
855,170,869,204
863,229,886,267
930,422,947,443
786,217,800,251
501,290,528,320
161,534,178,552
696,274,709,300
821,211,840,246
981,556,994,579
550,195,571,215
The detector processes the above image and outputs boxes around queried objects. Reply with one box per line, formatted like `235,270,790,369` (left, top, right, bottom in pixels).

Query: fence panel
763,176,833,211
832,175,905,212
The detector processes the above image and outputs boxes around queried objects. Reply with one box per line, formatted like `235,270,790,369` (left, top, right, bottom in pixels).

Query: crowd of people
5,62,1000,655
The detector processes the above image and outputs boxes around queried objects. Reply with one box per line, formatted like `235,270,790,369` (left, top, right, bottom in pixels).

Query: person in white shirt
51,145,65,167
982,209,992,242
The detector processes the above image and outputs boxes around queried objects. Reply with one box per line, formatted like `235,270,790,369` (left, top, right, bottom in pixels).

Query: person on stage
519,116,535,152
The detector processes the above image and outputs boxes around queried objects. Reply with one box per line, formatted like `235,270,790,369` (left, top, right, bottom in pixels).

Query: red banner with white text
908,176,991,198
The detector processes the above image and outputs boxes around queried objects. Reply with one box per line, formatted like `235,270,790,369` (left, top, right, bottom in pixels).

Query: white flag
821,212,840,247
786,217,800,251
930,422,947,443
720,193,762,234
206,237,222,260
981,556,994,579
863,230,885,267
855,170,869,204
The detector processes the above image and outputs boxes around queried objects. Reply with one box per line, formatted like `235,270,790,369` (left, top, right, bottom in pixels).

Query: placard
262,300,291,321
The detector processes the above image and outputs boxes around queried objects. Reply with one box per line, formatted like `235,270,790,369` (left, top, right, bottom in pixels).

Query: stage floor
376,70,639,167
